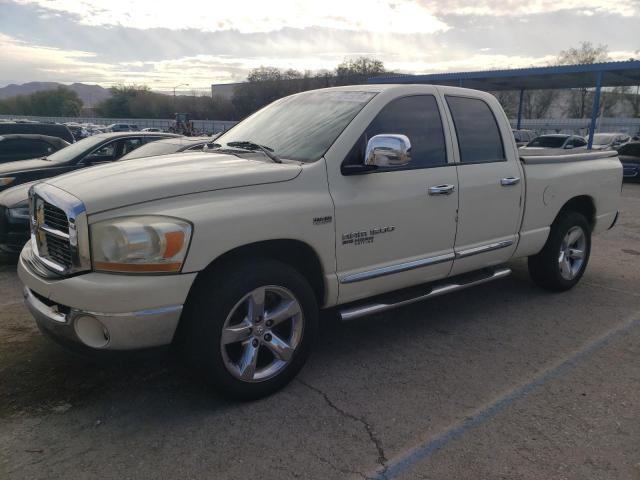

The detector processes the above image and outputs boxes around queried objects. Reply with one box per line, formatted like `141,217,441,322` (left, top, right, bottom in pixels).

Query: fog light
74,315,110,348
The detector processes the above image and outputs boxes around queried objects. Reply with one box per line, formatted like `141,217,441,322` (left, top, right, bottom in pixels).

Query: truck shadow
1,261,545,422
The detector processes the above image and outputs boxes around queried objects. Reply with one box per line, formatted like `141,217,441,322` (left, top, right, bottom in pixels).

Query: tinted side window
5,139,52,154
0,139,31,155
121,138,143,155
344,95,447,169
620,143,640,157
88,141,117,161
573,138,587,147
446,96,505,163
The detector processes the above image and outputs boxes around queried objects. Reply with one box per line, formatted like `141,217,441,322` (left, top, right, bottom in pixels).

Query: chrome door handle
428,184,456,195
500,177,521,186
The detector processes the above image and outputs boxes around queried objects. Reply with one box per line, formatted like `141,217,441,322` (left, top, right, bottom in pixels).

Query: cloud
1,0,638,89
13,0,450,34
0,33,245,86
417,0,638,17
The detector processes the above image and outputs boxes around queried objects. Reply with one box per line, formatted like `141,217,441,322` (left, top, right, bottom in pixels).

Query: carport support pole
587,72,603,150
516,89,524,130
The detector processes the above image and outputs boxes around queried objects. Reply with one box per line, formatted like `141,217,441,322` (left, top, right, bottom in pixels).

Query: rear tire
180,258,318,400
528,211,591,292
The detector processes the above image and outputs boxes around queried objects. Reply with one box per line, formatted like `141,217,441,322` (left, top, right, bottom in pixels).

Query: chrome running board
339,267,512,322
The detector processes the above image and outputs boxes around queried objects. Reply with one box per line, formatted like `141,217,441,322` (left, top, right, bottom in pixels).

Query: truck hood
46,152,303,214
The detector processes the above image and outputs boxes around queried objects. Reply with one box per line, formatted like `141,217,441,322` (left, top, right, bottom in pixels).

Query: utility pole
173,83,189,111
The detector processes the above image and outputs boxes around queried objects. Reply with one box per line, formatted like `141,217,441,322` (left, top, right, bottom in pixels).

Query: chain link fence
3,114,639,137
510,117,640,135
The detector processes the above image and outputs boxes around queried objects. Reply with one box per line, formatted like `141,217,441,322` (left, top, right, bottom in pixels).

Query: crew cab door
442,93,523,276
328,93,459,303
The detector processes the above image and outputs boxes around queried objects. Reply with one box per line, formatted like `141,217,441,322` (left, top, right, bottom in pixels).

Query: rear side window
446,96,505,164
0,139,52,155
121,138,142,155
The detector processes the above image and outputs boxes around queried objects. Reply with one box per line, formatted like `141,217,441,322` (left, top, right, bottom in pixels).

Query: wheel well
199,240,326,305
557,195,596,230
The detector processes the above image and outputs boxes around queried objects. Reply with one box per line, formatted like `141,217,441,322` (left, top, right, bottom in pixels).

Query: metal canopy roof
368,60,640,91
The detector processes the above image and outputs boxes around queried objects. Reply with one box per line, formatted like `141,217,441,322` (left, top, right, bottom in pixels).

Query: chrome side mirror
365,134,411,167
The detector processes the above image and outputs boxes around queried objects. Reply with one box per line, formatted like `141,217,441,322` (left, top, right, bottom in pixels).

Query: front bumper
19,242,197,350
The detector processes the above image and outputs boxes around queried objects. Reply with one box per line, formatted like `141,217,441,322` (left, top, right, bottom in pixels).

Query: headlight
8,200,30,219
0,177,15,187
90,216,192,273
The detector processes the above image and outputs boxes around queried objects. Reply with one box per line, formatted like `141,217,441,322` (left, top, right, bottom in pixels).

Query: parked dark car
64,123,89,141
0,131,179,255
108,123,135,132
119,136,216,160
520,134,587,151
0,134,69,164
617,141,640,181
512,129,536,148
0,122,75,143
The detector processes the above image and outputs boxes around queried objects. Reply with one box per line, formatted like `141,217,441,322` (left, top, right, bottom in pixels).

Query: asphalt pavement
1,184,639,480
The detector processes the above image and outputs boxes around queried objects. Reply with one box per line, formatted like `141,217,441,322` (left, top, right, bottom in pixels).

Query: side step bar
339,266,512,322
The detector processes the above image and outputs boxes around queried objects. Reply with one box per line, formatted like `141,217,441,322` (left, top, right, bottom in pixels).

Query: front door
330,94,459,303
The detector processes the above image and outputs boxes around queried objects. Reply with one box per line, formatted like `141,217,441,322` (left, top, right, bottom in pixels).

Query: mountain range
0,82,111,107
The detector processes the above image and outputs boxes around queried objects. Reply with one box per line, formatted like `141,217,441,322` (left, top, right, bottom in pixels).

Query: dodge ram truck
17,85,622,399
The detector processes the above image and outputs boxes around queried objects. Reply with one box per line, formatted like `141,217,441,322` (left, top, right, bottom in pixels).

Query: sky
0,0,638,92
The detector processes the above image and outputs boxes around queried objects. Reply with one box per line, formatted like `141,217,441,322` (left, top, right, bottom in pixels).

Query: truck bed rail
520,150,618,165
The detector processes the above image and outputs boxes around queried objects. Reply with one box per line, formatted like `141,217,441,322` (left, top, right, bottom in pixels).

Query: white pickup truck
18,85,622,399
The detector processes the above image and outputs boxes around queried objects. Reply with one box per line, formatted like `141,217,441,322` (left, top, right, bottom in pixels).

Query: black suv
0,134,70,164
618,142,640,181
0,122,75,143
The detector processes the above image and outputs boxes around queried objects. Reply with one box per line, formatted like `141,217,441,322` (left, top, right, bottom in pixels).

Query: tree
232,57,386,117
335,57,385,85
523,90,557,119
95,85,156,118
232,66,325,117
556,42,610,118
0,86,83,116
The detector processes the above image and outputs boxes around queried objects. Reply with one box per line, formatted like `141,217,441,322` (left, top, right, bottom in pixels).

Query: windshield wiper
226,141,283,163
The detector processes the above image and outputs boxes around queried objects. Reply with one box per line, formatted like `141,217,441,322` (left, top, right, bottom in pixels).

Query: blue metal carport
368,60,640,149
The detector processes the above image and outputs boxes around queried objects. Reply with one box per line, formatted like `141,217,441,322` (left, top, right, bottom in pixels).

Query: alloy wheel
220,286,304,382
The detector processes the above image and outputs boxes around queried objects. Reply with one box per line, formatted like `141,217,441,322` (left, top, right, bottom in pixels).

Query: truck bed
515,150,622,258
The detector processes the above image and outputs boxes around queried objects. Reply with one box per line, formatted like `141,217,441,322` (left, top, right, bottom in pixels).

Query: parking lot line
369,311,640,480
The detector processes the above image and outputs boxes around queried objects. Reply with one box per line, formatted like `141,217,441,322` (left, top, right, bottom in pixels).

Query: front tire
528,211,591,292
181,259,318,400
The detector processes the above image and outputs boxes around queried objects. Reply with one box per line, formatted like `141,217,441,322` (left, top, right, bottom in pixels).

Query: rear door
442,93,523,276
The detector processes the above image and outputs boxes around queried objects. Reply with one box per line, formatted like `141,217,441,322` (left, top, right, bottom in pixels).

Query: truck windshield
214,90,377,162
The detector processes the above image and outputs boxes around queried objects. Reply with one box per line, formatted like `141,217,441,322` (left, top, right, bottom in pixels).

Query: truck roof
298,83,489,96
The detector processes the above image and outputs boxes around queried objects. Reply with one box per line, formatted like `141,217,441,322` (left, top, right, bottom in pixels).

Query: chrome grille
43,203,69,234
44,231,73,267
29,184,90,277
